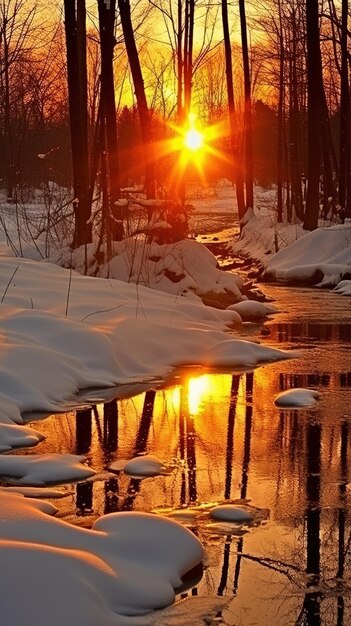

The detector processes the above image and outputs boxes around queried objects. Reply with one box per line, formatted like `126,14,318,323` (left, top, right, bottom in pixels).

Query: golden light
188,374,210,415
183,127,204,152
152,112,233,196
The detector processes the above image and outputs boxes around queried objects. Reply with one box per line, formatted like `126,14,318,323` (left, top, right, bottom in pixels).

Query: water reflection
75,408,93,515
21,296,351,625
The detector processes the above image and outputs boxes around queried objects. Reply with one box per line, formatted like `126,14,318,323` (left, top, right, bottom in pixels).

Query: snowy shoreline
0,249,291,626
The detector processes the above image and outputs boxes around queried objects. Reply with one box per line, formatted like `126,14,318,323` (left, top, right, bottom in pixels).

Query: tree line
0,0,350,249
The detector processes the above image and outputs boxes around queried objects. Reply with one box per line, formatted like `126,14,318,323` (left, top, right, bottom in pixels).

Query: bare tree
118,0,156,201
239,0,254,211
64,0,92,246
338,0,350,215
97,0,123,240
221,0,245,225
0,0,37,200
304,0,322,230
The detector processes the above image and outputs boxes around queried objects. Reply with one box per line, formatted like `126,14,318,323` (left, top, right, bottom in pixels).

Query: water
13,284,351,625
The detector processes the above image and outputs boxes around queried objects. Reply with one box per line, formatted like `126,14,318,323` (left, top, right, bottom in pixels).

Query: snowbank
0,256,290,449
263,224,351,288
50,237,244,304
0,490,206,626
232,208,351,292
231,208,305,262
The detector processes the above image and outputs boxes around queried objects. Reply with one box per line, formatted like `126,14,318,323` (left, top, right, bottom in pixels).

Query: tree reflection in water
68,330,351,624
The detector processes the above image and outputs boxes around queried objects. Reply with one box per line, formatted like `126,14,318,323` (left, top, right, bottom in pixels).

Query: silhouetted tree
98,0,123,240
338,0,350,215
239,0,254,211
118,0,155,200
221,0,245,225
64,0,92,246
304,0,322,230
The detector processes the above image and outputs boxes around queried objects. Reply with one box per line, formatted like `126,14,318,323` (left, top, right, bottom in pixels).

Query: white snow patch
227,300,279,321
333,280,351,296
50,238,244,303
203,339,294,369
110,454,169,477
0,491,204,625
210,505,254,523
0,423,44,452
274,388,320,408
0,486,72,499
0,257,289,430
0,453,95,486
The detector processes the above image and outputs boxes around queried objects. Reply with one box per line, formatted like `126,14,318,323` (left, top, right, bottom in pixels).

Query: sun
184,127,204,152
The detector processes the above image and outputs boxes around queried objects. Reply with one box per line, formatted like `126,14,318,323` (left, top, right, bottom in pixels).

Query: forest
0,0,350,249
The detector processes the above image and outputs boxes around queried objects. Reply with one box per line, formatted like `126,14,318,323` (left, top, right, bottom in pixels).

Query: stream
13,278,351,626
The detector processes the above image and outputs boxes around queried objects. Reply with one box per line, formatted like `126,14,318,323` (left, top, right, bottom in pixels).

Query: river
16,277,351,626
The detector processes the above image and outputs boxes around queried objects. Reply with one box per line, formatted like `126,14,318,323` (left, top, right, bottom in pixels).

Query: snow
1,486,72,498
0,423,44,452
0,490,205,626
263,224,351,287
210,505,254,523
50,237,245,303
274,388,320,408
227,300,279,320
232,207,351,293
0,453,95,485
0,256,290,433
333,280,351,296
2,183,344,624
110,454,169,477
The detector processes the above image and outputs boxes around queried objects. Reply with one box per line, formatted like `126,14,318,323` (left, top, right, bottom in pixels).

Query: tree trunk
183,0,194,117
118,0,155,202
221,0,246,225
177,0,183,121
64,0,92,246
3,27,14,201
304,0,321,231
239,0,254,211
98,0,123,240
339,0,350,215
277,8,284,223
289,11,303,222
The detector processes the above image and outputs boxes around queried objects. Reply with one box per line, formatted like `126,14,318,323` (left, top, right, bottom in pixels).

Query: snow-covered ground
0,241,288,623
231,202,351,295
1,180,349,624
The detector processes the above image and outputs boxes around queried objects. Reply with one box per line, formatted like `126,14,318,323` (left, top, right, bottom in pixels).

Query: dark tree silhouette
97,0,123,241
64,0,92,246
304,0,322,231
118,0,156,201
221,0,245,225
338,0,350,216
239,0,254,211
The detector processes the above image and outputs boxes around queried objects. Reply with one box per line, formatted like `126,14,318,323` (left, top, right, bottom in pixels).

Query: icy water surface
16,286,351,625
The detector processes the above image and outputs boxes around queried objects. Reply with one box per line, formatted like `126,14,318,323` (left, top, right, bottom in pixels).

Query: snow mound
204,339,293,369
110,454,169,477
332,280,351,296
274,388,320,408
0,486,72,499
0,491,204,625
0,453,95,486
210,504,254,523
0,423,44,452
51,237,244,304
0,257,290,430
263,224,351,288
227,300,279,320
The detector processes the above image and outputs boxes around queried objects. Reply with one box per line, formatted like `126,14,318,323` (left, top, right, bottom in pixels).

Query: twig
1,266,19,304
80,303,127,322
65,267,72,317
